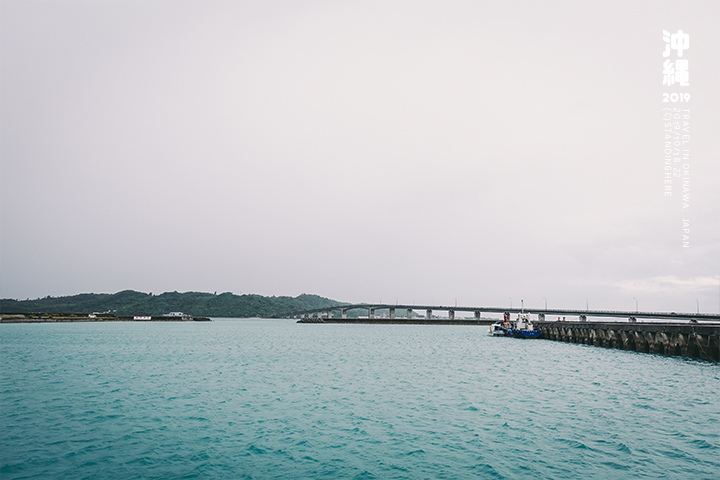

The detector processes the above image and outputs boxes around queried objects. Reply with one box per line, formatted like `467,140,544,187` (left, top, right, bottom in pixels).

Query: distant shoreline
0,314,211,323
0,290,341,319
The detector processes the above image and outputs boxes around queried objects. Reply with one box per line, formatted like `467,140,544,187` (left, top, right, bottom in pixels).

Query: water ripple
2,319,719,479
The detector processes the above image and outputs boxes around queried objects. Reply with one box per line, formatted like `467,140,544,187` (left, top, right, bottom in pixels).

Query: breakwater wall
536,321,720,362
298,318,495,326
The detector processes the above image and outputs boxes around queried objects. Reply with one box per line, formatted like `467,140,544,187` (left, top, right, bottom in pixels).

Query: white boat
489,321,506,336
489,312,511,336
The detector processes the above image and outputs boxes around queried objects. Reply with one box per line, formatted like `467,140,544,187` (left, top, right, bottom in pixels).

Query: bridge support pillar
369,308,375,319
474,310,481,321
407,309,412,320
448,309,455,320
426,309,432,320
389,308,395,319
341,309,348,319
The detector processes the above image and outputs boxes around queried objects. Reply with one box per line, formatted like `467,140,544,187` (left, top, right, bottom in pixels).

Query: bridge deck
284,303,720,322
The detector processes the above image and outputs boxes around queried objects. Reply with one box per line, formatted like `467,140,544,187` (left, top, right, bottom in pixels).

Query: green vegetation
0,290,343,318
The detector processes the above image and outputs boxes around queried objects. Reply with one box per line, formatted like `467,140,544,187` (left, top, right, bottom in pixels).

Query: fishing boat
489,312,541,338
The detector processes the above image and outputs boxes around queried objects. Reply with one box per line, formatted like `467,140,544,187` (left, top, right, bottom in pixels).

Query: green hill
0,290,344,318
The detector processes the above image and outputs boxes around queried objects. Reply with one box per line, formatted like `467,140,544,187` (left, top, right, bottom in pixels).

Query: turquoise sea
1,319,719,479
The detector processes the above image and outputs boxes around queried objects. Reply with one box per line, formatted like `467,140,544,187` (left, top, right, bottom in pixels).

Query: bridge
281,303,720,323
284,303,720,361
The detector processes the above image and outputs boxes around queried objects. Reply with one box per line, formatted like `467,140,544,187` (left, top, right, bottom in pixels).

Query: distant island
0,290,343,318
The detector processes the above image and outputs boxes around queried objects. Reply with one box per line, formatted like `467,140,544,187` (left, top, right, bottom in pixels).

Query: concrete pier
536,321,720,362
298,317,493,326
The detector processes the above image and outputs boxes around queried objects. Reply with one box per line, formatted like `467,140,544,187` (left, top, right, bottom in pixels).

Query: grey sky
1,1,719,313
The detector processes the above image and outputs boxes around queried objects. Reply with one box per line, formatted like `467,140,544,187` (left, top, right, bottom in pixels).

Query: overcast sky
1,0,719,313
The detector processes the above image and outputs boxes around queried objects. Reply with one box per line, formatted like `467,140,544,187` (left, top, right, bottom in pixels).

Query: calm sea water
1,319,719,479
